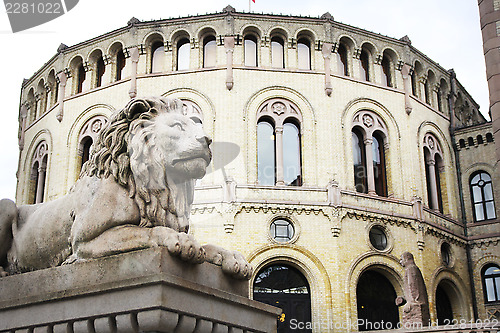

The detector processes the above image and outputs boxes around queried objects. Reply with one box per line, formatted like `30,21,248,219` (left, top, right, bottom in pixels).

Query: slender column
56,71,67,122
401,63,413,114
35,166,46,204
364,138,376,194
426,160,439,211
129,47,140,99
224,36,235,90
19,104,27,151
275,126,284,185
322,43,333,96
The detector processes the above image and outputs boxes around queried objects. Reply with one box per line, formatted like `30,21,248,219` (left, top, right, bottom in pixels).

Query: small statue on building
395,251,431,327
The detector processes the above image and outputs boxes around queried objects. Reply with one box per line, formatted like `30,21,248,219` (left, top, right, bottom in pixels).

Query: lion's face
128,110,212,185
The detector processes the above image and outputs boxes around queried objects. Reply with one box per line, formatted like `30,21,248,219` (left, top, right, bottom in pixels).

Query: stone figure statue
0,97,251,279
395,252,431,326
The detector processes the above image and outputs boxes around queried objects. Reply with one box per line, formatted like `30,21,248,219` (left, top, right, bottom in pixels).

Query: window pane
485,266,500,275
298,42,310,70
177,40,190,70
496,277,500,300
486,202,496,219
484,183,493,201
471,174,480,184
352,132,362,166
485,278,496,302
258,121,275,185
245,37,257,67
475,203,485,221
151,45,165,73
204,38,216,68
271,38,284,68
481,173,491,182
472,185,483,203
283,122,301,185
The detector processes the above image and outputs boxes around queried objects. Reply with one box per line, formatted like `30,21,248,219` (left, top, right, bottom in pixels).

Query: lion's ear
125,98,150,120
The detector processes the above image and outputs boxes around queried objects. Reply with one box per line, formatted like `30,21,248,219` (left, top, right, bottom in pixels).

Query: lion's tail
0,199,17,269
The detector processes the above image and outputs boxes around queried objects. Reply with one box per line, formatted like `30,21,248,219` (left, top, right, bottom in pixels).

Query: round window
441,243,451,266
369,226,388,251
270,219,295,243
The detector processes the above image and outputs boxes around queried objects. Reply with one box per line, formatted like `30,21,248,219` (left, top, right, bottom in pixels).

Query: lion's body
0,97,251,279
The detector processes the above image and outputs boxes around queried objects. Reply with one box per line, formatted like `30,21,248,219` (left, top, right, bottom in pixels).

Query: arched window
96,56,105,87
477,135,484,145
151,40,165,73
203,35,216,68
77,116,108,177
424,78,431,105
271,36,285,69
411,70,418,96
381,54,392,87
486,133,494,142
436,284,453,323
297,37,311,70
36,79,47,117
47,70,57,108
470,171,496,221
459,139,466,148
482,264,500,303
467,137,475,147
337,43,348,76
115,48,126,81
352,111,388,196
30,141,48,204
253,264,311,333
423,133,445,213
176,38,190,71
257,99,302,186
244,35,258,67
357,270,399,331
360,49,370,81
77,63,86,93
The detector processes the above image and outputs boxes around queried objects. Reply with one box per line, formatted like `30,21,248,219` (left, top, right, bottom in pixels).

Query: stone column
128,47,140,99
401,64,413,114
426,159,439,211
35,165,46,204
322,43,333,96
56,71,67,122
364,138,376,194
19,104,27,151
275,125,284,185
224,36,235,90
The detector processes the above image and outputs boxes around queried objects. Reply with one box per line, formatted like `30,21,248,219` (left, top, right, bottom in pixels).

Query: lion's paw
154,228,206,264
203,244,253,280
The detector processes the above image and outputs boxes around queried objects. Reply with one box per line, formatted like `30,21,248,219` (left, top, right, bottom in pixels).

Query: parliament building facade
15,6,499,332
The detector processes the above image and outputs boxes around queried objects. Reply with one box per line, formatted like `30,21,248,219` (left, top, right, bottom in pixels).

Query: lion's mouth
172,153,211,166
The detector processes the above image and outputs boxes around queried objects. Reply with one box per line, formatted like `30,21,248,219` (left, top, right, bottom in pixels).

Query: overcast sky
0,0,488,200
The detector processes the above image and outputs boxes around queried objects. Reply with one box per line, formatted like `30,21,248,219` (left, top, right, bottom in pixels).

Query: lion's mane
83,97,193,231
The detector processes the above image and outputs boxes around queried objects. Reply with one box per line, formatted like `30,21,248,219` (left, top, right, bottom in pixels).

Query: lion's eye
171,122,184,131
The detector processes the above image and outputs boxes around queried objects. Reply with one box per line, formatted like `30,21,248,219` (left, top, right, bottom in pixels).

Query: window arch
26,88,36,124
109,43,126,81
423,133,445,213
337,37,353,76
470,171,496,222
351,111,388,196
29,141,49,204
203,35,216,68
360,49,370,81
77,116,109,176
244,34,258,67
482,264,500,303
47,70,58,109
412,61,423,97
271,36,285,69
150,40,165,73
381,49,396,88
486,133,494,143
426,70,437,107
89,50,106,88
36,79,47,118
70,56,86,94
257,99,302,186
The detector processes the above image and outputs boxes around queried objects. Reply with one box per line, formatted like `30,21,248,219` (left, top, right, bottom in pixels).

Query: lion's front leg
151,227,206,264
203,244,253,280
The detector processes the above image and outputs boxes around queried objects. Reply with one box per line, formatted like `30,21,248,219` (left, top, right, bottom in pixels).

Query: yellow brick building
15,6,499,332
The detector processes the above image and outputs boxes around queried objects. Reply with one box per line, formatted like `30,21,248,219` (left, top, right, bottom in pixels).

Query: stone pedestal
0,248,280,333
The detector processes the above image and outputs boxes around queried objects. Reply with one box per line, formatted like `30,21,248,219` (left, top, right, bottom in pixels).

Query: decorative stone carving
0,97,252,280
395,252,431,326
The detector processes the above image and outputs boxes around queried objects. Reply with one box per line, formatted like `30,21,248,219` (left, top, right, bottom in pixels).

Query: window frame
482,264,500,304
470,171,497,222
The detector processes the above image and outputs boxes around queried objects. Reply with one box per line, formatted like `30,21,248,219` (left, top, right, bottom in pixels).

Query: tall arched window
115,48,126,81
151,40,165,73
352,111,388,196
257,99,302,186
77,116,109,176
271,36,285,69
381,54,392,87
470,171,496,221
482,264,500,303
77,63,86,93
36,79,47,117
30,141,48,204
203,35,216,68
176,38,190,70
337,43,348,76
96,56,105,87
423,133,445,213
47,70,57,108
297,37,311,70
411,70,417,96
244,35,258,67
360,49,370,81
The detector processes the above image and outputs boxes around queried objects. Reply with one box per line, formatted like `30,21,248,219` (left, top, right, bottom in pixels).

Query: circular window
270,219,295,243
369,226,388,251
441,243,451,266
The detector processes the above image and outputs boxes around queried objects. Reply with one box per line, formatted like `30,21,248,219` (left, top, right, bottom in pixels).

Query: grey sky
0,0,488,200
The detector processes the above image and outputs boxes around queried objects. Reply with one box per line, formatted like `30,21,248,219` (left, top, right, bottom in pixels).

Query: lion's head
83,97,212,232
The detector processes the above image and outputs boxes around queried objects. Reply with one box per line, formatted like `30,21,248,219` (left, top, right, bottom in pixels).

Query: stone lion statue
0,97,251,279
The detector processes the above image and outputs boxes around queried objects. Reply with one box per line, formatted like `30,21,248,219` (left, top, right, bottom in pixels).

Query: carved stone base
0,247,280,332
402,302,431,327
